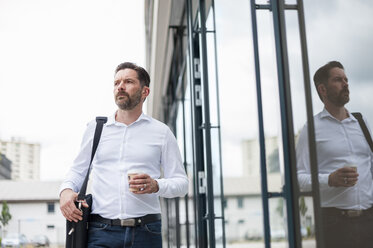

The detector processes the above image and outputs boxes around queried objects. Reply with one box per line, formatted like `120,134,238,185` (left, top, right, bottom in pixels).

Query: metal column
250,0,322,247
198,0,216,247
186,0,208,247
250,1,272,247
296,0,324,247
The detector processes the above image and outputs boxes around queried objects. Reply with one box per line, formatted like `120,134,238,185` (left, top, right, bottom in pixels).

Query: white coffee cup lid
127,169,143,174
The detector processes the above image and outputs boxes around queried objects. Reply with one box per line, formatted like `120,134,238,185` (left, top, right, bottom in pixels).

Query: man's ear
142,87,150,102
142,86,150,96
318,84,327,97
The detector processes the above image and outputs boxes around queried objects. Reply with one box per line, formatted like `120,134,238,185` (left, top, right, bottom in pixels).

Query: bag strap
77,116,107,201
352,112,373,153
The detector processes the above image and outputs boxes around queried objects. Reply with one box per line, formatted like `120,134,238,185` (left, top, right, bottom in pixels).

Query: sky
0,0,145,180
1,0,372,181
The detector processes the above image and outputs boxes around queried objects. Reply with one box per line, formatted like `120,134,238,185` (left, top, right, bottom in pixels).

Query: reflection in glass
300,197,316,248
205,6,225,247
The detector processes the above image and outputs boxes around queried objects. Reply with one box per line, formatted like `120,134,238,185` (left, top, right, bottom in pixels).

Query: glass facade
146,0,373,247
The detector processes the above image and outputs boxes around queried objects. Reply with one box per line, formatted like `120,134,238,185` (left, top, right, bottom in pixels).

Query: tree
0,201,12,230
299,197,311,236
299,197,308,217
275,198,284,217
268,148,280,173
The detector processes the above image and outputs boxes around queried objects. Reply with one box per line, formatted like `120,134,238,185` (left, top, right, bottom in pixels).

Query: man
59,62,189,247
296,61,373,247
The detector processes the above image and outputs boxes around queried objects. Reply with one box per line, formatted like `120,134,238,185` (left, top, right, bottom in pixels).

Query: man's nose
118,81,126,90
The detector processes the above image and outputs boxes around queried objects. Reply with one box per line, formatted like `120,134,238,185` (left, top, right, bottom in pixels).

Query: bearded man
296,61,373,247
59,62,188,247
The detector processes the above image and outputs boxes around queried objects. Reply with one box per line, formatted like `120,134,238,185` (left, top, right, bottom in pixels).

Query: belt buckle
120,219,136,227
345,210,362,217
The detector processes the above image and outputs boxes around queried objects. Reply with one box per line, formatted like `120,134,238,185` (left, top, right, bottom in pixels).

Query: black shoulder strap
352,112,373,153
78,116,107,201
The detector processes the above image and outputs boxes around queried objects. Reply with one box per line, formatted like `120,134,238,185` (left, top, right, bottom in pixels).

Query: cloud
304,0,373,83
0,0,145,180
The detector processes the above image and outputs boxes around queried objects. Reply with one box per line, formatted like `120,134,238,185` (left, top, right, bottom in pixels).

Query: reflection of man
297,61,373,247
59,62,188,247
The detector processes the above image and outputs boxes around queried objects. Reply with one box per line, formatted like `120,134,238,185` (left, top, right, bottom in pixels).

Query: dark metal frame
187,0,209,247
250,0,322,247
209,0,227,246
185,0,227,247
198,1,217,247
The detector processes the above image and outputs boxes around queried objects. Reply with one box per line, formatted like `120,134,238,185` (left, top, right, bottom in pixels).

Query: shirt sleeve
296,124,330,191
155,128,189,198
59,121,95,195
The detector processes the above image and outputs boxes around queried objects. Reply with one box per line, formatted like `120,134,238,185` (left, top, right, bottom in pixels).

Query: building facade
0,153,11,179
0,137,40,180
0,181,65,245
144,0,373,247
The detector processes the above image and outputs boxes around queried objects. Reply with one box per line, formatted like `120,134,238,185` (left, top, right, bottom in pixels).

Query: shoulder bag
65,116,107,248
352,112,373,153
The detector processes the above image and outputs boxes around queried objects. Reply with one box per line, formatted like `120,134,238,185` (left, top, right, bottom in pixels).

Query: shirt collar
320,107,357,122
106,112,151,126
320,108,332,119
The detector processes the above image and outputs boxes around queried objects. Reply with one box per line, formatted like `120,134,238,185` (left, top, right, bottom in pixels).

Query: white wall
4,201,65,245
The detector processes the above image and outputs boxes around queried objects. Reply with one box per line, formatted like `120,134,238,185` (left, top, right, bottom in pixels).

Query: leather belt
322,207,373,218
90,214,161,227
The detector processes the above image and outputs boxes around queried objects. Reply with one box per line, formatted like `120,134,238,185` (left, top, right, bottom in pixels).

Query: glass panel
269,198,286,246
214,0,266,246
301,1,373,247
255,7,284,194
215,219,224,247
185,55,197,248
177,101,185,161
304,0,373,126
165,199,178,247
225,195,264,245
204,6,225,247
176,99,187,247
300,197,316,247
176,62,196,247
206,8,219,127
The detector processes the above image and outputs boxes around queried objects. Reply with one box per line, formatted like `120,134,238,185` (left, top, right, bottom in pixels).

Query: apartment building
0,137,40,180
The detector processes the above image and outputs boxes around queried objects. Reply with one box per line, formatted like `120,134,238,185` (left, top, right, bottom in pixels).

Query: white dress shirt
297,108,373,210
60,112,189,219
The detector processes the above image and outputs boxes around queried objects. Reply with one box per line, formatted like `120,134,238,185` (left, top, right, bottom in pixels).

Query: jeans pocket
144,221,162,235
89,221,109,232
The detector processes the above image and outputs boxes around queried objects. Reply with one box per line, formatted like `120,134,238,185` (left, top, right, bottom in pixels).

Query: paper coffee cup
344,164,357,172
127,169,143,192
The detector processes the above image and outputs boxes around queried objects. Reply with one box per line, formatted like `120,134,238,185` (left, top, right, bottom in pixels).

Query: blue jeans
87,220,162,248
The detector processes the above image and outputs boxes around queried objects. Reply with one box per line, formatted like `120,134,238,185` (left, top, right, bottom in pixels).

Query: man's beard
115,89,142,110
326,87,350,107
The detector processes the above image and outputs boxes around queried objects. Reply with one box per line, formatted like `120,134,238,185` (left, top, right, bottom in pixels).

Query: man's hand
59,189,89,222
129,173,159,194
328,167,358,187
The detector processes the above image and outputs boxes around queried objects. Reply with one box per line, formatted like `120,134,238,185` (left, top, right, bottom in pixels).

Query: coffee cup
127,169,143,192
344,164,357,172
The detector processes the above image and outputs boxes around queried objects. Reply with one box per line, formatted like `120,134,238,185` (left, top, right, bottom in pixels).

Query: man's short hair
313,61,344,100
115,62,150,88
